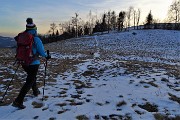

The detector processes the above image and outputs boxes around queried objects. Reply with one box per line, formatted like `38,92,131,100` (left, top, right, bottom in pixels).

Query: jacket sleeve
34,37,47,57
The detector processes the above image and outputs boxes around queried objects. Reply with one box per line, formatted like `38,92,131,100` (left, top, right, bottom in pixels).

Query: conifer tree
146,10,153,29
101,13,107,32
56,30,59,36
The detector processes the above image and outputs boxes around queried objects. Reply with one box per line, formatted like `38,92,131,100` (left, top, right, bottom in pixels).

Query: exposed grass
76,115,89,120
57,109,69,114
59,91,67,95
154,113,180,120
116,101,127,107
139,80,158,88
161,78,169,82
69,101,84,106
72,80,93,89
95,114,132,120
82,71,95,76
168,93,180,104
33,116,39,119
31,101,44,108
138,102,158,112
48,117,56,120
134,110,145,115
55,102,67,107
0,35,180,120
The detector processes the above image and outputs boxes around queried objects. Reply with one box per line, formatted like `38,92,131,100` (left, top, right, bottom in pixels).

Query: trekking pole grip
47,50,49,56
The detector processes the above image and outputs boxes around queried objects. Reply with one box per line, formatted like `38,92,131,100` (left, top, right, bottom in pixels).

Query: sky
0,0,172,37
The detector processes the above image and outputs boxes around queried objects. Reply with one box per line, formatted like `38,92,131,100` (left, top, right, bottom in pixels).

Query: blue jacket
27,29,47,65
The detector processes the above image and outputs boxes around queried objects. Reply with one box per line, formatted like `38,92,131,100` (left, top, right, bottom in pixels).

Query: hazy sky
0,0,172,37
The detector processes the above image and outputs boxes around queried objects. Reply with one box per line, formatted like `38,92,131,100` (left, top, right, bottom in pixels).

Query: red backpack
15,31,34,65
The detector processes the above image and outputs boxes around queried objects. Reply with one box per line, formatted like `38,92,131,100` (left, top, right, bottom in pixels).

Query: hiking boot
12,101,26,109
33,89,40,97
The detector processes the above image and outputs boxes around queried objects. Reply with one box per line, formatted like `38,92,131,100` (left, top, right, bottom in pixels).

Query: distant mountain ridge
0,36,16,48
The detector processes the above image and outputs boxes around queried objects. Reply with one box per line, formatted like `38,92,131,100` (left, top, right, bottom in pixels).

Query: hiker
12,18,50,109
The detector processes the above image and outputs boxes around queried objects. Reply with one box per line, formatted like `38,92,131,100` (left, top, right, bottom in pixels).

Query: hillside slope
0,30,179,120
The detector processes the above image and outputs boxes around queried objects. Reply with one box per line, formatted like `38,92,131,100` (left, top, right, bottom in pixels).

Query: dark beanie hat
26,18,37,30
26,18,33,24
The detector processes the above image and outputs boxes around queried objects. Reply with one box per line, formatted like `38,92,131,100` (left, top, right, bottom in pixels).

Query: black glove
46,55,51,60
46,50,51,60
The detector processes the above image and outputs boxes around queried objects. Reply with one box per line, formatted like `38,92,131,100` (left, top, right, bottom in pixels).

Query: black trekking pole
0,64,20,103
42,50,49,101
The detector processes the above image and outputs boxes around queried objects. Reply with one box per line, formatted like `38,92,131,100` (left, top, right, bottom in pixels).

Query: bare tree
168,0,180,29
50,23,57,36
72,13,79,37
136,8,141,29
62,21,72,34
127,6,134,31
78,18,84,36
168,0,180,23
59,23,65,34
154,19,161,29
88,10,95,35
133,9,136,29
107,10,111,33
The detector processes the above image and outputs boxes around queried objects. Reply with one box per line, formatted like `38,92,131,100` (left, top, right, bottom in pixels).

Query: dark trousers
15,65,39,104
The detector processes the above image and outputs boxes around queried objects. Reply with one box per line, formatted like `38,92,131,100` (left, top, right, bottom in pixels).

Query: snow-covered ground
0,29,179,120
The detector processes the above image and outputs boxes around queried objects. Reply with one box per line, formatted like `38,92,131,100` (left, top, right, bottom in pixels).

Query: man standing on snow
12,18,50,109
